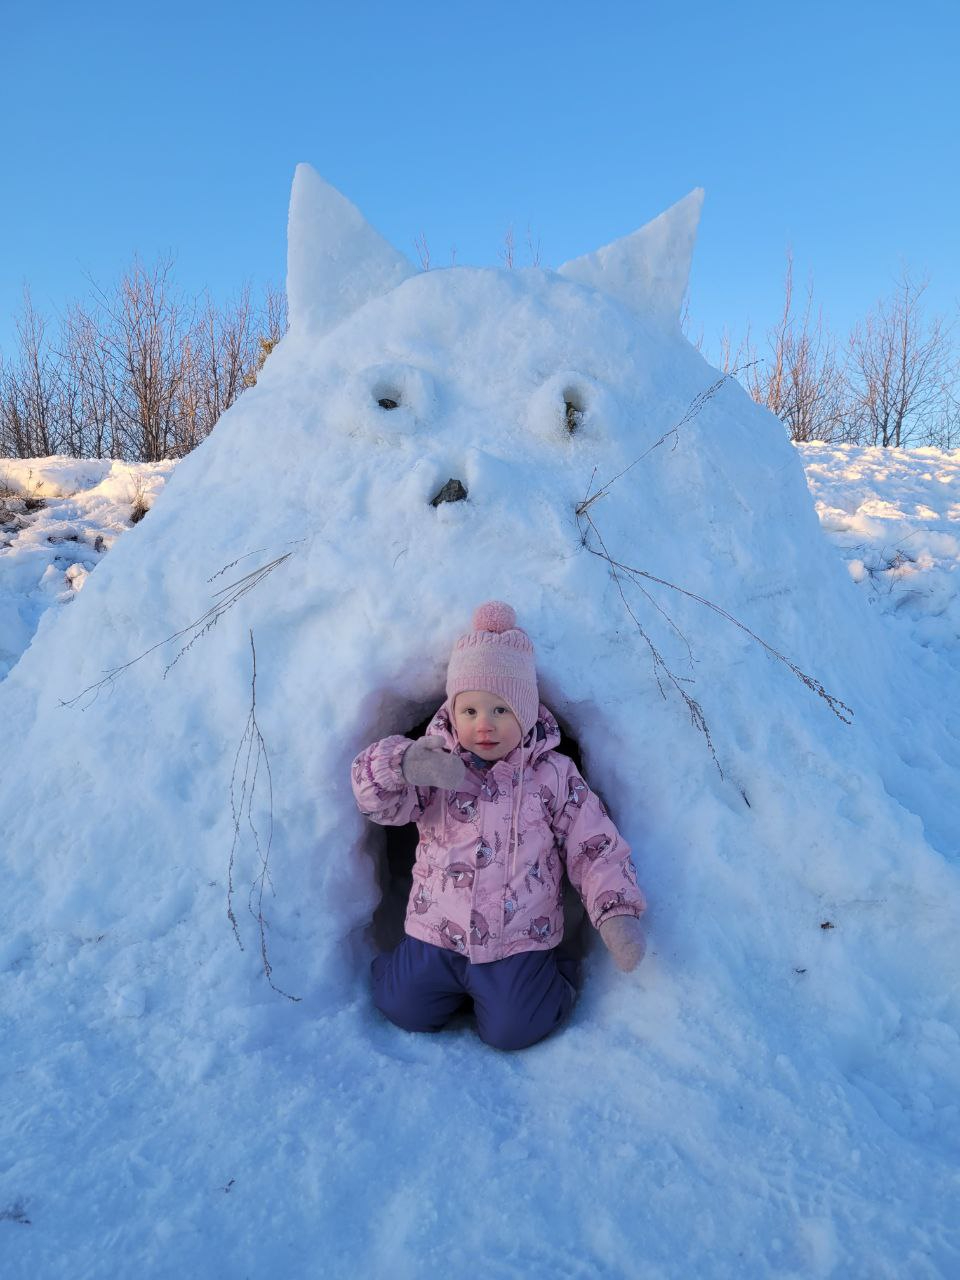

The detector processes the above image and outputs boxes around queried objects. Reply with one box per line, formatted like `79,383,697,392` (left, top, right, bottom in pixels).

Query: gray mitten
401,736,467,790
599,916,646,973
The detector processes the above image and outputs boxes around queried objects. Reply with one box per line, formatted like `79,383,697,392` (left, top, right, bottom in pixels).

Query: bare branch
499,226,515,270
576,370,753,517
58,551,294,709
413,233,431,271
227,630,300,1002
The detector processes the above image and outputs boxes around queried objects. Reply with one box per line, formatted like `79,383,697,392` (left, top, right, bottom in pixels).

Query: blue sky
2,0,957,362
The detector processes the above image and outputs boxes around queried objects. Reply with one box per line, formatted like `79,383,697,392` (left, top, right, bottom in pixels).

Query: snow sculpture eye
526,371,617,444
563,390,585,434
336,363,436,437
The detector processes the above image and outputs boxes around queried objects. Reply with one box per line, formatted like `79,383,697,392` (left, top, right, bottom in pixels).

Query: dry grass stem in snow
59,550,294,708
575,375,854,771
576,369,758,518
227,630,300,1003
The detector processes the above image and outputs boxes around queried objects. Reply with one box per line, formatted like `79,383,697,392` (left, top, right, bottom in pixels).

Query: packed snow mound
0,457,174,680
1,167,958,1276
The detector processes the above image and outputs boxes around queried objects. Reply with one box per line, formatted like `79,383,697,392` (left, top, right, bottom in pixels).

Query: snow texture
0,458,174,680
800,443,960,666
1,166,958,1278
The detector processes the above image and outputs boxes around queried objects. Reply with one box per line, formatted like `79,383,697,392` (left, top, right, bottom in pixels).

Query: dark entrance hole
368,705,590,957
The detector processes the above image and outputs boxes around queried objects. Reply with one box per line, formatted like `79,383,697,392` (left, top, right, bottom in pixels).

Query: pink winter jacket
351,702,646,964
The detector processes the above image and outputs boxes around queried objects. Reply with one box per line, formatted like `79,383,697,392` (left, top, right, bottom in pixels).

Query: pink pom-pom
472,601,516,634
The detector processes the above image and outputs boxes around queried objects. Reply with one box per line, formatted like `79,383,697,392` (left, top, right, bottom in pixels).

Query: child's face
453,690,522,761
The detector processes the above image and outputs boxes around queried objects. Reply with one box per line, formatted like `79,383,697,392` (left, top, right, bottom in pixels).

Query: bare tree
847,273,951,447
753,252,794,420
740,254,845,443
179,286,259,453
413,232,431,271
62,303,118,458
780,294,844,443
680,293,705,353
0,290,64,456
55,343,85,458
927,371,960,449
499,226,515,270
80,256,190,462
1,259,289,462
243,285,288,390
525,224,542,267
720,323,754,376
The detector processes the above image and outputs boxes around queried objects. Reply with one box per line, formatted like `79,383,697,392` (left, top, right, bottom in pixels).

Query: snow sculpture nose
430,478,468,507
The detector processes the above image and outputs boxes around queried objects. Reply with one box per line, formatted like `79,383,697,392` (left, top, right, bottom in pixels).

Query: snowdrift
0,457,173,680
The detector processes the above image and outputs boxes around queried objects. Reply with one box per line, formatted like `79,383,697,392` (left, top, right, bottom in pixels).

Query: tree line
0,258,286,462
687,255,958,449
2,250,957,460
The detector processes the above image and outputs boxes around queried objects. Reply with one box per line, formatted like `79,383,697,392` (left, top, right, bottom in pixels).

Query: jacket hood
428,700,561,767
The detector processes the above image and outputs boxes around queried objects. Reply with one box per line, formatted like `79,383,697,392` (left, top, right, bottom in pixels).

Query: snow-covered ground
1,170,958,1279
799,443,960,666
0,457,174,679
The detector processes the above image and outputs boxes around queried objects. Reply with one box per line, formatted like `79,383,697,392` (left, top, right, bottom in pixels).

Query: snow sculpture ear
286,164,416,336
557,189,704,328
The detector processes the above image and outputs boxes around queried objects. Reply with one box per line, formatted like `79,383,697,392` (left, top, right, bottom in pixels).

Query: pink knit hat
446,602,539,733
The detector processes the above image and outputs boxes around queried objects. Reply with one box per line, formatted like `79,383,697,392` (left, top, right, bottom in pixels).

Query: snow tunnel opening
366,703,592,958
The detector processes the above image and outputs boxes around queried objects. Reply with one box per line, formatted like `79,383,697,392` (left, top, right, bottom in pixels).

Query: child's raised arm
351,734,465,826
351,736,430,827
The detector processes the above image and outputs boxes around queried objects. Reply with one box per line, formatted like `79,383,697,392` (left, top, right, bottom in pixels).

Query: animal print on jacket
352,703,645,963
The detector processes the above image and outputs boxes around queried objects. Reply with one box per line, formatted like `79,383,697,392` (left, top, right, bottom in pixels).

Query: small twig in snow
59,551,293,708
582,510,722,775
577,365,760,517
578,508,854,730
228,630,300,1003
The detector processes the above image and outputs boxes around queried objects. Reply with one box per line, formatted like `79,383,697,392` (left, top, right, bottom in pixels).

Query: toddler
351,601,646,1051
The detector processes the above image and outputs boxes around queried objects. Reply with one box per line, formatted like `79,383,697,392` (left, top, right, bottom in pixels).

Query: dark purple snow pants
372,936,579,1051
